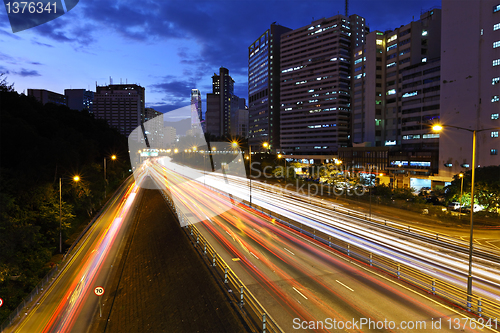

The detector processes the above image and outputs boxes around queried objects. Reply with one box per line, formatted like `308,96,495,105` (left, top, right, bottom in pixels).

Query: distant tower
191,89,202,126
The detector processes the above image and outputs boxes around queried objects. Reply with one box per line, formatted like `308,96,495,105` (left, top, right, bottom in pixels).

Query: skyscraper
348,9,442,184
191,89,202,126
248,23,292,151
93,84,145,138
280,14,368,155
205,67,239,137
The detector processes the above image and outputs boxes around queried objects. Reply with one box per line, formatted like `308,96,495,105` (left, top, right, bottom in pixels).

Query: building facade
248,23,292,151
93,84,145,138
280,14,368,155
437,0,500,181
64,89,94,112
204,67,240,137
28,89,67,106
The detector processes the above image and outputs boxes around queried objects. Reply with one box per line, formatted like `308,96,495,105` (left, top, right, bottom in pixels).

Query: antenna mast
345,0,348,16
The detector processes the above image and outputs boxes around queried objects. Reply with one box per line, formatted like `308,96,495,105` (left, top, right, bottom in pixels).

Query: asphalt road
150,162,497,333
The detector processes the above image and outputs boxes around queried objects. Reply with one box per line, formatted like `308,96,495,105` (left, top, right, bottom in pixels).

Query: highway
148,158,499,332
5,174,146,333
155,157,500,303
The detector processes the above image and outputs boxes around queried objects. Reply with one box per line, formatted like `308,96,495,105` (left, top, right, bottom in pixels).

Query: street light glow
111,155,117,160
277,154,282,158
231,141,238,148
459,173,464,178
73,175,80,182
262,142,269,148
432,124,443,131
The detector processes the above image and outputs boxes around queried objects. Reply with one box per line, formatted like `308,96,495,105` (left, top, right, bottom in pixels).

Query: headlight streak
41,177,144,333
147,159,466,330
154,158,500,303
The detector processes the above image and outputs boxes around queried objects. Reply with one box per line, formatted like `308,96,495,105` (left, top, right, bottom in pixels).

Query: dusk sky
1,0,440,119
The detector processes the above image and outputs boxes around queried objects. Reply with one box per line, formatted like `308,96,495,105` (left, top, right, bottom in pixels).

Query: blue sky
1,0,440,117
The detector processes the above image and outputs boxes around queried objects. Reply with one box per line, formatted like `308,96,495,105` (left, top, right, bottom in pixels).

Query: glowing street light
432,123,500,306
59,175,80,253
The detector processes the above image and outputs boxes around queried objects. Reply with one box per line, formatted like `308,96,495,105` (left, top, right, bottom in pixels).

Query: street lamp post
432,124,500,306
459,172,464,219
59,175,80,253
278,154,287,183
104,155,117,199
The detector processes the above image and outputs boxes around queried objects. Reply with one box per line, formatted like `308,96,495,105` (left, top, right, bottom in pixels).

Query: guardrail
200,182,500,322
156,185,283,333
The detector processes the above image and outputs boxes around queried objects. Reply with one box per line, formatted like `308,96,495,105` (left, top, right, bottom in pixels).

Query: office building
64,89,94,112
205,67,240,137
280,14,368,155
28,89,67,106
437,0,500,181
248,23,292,151
93,84,145,138
347,9,442,187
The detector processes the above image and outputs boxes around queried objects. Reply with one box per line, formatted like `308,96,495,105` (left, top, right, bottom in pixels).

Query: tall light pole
432,124,500,305
60,175,80,253
459,172,464,219
278,154,287,183
104,155,117,199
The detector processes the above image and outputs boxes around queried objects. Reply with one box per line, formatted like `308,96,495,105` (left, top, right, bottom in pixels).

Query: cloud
32,40,54,47
13,68,42,77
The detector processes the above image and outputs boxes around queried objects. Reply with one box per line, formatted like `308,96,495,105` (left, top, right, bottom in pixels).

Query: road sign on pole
94,286,104,317
94,286,105,296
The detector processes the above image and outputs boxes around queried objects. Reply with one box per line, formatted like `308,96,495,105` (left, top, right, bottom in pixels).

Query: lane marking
281,227,500,333
293,287,308,300
336,280,354,291
250,252,259,260
284,248,295,256
253,228,261,234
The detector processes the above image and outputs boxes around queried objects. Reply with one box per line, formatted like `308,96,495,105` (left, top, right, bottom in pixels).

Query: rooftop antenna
110,76,113,85
345,0,348,16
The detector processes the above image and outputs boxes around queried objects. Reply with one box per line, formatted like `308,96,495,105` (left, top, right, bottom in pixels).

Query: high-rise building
280,14,368,155
191,89,202,126
347,9,442,187
248,23,292,151
93,84,145,138
205,67,239,137
64,89,94,112
437,0,500,180
28,89,67,106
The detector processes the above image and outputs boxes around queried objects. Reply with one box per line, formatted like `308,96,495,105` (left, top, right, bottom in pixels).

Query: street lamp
459,172,464,219
104,155,117,199
432,123,500,305
59,175,80,253
278,153,287,183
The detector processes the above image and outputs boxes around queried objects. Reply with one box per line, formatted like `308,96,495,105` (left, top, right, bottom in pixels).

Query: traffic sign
94,286,105,296
0,297,3,307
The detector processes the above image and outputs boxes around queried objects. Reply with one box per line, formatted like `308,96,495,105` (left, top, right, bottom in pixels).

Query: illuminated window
495,23,500,30
494,41,500,48
492,95,500,102
422,30,428,36
491,131,499,137
387,44,397,51
387,34,397,42
422,58,427,62
494,4,500,12
494,59,500,66
387,89,396,95
493,77,500,85
376,39,383,45
387,62,396,68
492,113,500,119
491,149,498,155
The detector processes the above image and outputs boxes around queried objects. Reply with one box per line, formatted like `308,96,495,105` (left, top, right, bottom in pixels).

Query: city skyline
1,0,440,116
